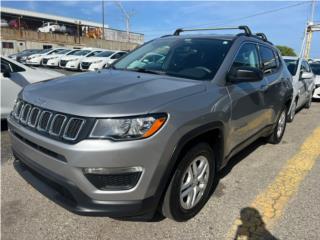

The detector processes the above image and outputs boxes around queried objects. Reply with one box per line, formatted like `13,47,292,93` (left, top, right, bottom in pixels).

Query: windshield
39,48,52,54
67,50,81,55
56,49,70,54
284,59,298,76
72,50,91,56
114,38,232,81
96,51,115,57
310,64,320,75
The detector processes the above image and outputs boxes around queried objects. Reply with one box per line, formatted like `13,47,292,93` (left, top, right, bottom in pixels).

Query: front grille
60,60,68,67
12,100,87,143
81,62,91,70
42,59,48,64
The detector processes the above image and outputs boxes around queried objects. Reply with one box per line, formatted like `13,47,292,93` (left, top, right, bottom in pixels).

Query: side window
1,58,25,73
231,43,260,69
111,53,121,59
259,46,278,73
301,61,311,72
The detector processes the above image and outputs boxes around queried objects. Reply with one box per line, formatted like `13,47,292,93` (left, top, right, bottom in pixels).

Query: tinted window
284,59,298,76
260,46,278,73
87,51,102,57
231,43,260,69
1,58,25,73
96,51,114,57
310,63,320,75
114,38,232,81
301,61,311,72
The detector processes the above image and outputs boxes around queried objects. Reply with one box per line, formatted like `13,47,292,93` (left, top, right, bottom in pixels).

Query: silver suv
8,26,293,221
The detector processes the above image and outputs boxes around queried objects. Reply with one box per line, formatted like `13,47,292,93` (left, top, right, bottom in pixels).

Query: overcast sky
2,1,320,58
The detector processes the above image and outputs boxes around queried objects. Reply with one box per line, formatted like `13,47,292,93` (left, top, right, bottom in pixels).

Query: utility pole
102,0,105,40
115,1,131,42
304,0,320,59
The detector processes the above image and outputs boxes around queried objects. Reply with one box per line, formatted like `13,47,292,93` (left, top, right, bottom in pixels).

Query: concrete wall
1,28,141,56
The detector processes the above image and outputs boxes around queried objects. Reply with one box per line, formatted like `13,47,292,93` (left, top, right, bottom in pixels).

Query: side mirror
300,71,313,80
227,66,263,83
2,70,11,78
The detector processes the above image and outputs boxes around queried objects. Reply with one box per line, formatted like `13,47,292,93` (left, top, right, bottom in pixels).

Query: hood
82,57,106,63
28,53,46,58
61,55,83,61
21,70,206,117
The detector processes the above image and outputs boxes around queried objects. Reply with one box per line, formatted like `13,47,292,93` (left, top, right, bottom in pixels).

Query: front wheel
305,93,313,109
268,107,287,144
161,142,216,221
287,100,296,123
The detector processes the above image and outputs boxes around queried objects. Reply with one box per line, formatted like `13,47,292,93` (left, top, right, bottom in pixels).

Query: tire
287,100,296,123
161,142,216,221
268,107,287,144
305,93,312,109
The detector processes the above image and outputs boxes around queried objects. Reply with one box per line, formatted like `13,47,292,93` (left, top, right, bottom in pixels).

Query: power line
138,1,310,35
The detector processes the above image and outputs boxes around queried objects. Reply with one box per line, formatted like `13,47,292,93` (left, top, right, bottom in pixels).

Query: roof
1,7,108,28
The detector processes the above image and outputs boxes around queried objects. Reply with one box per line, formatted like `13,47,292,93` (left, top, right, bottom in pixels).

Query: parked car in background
8,26,293,221
26,48,67,66
59,49,103,70
41,49,77,67
1,56,64,119
284,56,315,122
8,49,41,63
80,50,127,71
1,19,9,27
37,22,67,33
310,62,320,99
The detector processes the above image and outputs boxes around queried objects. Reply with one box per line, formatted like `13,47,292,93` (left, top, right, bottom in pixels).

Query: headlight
89,114,167,140
93,60,103,64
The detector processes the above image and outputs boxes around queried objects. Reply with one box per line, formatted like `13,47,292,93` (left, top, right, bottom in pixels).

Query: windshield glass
67,50,80,55
284,59,298,76
56,49,70,54
114,38,232,80
310,64,320,75
96,51,115,57
72,50,91,56
39,48,52,54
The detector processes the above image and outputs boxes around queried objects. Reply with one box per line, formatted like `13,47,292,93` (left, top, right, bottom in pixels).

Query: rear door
227,42,269,151
258,45,285,124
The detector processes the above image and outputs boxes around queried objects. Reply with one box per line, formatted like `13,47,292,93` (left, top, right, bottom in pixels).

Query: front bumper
64,61,80,70
26,58,42,65
13,153,157,218
313,86,320,99
43,58,59,67
8,115,171,217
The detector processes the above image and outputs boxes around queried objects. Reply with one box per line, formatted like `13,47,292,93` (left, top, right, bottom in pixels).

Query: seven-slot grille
12,100,85,142
60,60,68,67
81,62,91,70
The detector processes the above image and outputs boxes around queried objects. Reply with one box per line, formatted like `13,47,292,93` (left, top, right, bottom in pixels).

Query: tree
276,45,297,56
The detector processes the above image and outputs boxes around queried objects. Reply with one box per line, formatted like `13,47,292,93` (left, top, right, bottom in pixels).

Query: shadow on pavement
1,119,8,131
233,207,278,240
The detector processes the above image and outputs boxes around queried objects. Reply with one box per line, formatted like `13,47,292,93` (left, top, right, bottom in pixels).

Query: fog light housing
83,167,143,191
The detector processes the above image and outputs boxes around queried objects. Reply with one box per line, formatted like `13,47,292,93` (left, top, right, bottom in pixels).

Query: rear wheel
268,107,287,144
161,142,215,221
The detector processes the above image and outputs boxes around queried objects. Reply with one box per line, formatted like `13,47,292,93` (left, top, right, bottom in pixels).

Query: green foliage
276,45,297,56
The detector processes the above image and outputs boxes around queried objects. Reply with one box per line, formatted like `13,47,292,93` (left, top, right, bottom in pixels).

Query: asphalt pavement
1,72,320,239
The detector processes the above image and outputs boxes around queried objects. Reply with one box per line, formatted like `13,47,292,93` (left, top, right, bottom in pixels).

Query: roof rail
173,25,252,36
256,33,268,41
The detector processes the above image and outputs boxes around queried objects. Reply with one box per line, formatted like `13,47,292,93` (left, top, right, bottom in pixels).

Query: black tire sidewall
270,107,287,143
166,143,215,221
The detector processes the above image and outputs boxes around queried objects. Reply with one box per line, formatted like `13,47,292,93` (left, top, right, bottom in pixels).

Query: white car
59,49,103,70
37,22,66,33
284,56,315,122
310,63,320,99
79,50,127,71
41,49,78,67
1,56,64,119
26,48,67,66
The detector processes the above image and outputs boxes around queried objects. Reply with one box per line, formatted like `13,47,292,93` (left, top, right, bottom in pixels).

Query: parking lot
2,79,320,240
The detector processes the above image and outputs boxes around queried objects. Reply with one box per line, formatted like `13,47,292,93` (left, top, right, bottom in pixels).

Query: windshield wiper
128,68,165,75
